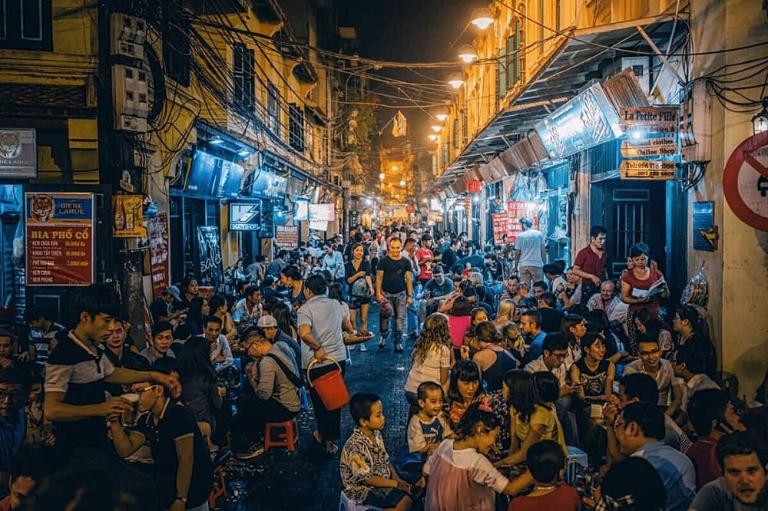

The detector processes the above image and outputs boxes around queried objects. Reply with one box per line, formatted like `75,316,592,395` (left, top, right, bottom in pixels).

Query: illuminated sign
228,202,262,231
309,203,335,222
534,83,622,159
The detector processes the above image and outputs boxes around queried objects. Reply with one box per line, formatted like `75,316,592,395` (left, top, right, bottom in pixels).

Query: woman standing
404,313,454,405
620,242,668,355
280,265,306,310
345,243,374,348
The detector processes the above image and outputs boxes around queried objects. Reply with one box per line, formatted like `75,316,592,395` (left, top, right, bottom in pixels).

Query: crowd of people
0,221,764,510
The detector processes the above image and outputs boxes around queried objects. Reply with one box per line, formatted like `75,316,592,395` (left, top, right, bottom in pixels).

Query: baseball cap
257,315,278,328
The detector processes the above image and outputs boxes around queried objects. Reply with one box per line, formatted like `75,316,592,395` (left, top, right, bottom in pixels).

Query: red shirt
621,267,664,313
687,437,721,489
574,246,607,280
508,484,581,511
415,247,434,280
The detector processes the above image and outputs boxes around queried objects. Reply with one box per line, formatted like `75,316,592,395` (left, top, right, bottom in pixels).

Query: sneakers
378,340,386,350
359,343,367,352
234,443,264,460
394,344,404,353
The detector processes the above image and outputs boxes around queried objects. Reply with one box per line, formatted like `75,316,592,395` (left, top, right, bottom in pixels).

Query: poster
491,213,515,245
274,225,299,249
506,201,541,244
148,213,170,299
197,226,223,287
113,195,146,237
25,192,94,286
0,129,37,178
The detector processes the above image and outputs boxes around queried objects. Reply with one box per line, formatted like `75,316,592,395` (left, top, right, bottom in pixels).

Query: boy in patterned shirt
340,393,413,510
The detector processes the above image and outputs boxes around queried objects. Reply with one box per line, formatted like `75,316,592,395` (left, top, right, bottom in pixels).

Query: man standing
573,226,608,299
375,237,414,353
415,234,437,286
513,218,546,285
297,275,351,455
44,285,180,457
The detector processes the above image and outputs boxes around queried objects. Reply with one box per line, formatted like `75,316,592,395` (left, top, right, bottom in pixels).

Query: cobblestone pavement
222,305,414,510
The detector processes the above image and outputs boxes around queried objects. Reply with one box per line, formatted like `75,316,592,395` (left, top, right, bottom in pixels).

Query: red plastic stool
208,465,227,508
264,419,298,453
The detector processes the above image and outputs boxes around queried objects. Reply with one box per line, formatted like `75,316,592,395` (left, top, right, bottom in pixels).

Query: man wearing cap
257,315,300,372
513,217,547,286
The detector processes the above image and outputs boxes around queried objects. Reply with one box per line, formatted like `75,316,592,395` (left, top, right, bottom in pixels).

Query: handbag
351,277,372,298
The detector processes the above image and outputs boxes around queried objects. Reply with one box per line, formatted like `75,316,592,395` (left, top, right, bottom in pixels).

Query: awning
435,15,682,189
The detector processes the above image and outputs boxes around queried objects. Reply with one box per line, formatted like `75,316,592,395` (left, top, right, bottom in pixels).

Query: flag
391,111,407,137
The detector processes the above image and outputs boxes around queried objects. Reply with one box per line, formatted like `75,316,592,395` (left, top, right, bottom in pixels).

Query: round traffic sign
723,131,768,231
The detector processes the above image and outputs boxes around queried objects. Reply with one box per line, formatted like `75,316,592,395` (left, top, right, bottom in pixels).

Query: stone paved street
223,305,413,510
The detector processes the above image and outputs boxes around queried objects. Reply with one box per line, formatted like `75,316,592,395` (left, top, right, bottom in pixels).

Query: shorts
363,487,408,508
349,295,371,310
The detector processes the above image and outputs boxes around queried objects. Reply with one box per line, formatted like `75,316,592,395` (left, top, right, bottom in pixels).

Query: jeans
380,291,407,346
406,284,420,336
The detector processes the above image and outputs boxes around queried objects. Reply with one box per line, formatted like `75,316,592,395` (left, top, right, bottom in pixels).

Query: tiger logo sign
29,194,55,223
0,131,22,159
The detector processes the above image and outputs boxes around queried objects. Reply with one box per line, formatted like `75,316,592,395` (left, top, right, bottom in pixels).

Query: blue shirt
632,441,696,511
527,330,548,361
0,411,26,473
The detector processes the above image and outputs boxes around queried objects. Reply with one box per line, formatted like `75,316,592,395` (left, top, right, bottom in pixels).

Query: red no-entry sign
723,131,768,231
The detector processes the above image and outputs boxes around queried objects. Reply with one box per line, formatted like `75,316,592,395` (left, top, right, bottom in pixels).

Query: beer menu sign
25,192,94,286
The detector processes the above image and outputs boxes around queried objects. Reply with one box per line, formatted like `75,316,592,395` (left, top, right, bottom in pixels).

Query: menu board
274,225,299,249
491,213,515,245
25,192,94,286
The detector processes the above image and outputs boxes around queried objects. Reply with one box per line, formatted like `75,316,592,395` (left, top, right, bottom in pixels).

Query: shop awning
436,14,682,189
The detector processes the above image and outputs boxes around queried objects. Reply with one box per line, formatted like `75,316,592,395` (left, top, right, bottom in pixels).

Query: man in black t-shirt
375,237,413,353
108,378,213,510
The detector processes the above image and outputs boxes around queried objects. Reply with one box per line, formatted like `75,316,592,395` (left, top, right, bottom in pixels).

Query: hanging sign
620,160,677,179
619,106,679,127
25,192,94,286
274,225,299,249
621,138,678,157
0,129,37,178
197,226,223,287
723,131,768,231
148,213,170,299
113,194,146,237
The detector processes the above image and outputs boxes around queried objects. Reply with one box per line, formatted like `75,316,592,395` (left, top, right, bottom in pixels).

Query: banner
491,213,515,245
0,129,37,178
148,213,170,299
25,192,94,286
274,225,299,249
197,226,223,287
113,195,146,237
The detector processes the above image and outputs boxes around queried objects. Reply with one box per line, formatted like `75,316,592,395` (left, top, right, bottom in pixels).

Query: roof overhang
436,14,682,189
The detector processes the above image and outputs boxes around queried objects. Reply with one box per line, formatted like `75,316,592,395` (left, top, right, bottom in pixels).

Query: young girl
405,313,454,405
570,332,615,401
495,370,567,467
423,402,531,510
445,359,488,430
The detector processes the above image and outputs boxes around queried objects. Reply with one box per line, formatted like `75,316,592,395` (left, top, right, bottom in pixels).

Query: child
340,393,413,511
423,402,531,510
407,382,452,457
507,440,580,510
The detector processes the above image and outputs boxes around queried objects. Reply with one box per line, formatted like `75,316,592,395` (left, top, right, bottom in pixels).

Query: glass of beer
121,393,140,427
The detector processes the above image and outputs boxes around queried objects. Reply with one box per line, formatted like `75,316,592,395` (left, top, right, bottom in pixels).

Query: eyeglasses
0,390,25,401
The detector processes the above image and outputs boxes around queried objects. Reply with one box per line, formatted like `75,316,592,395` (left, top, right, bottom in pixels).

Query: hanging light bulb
470,7,495,30
379,172,385,181
428,134,439,142
400,179,406,187
752,97,768,135
431,125,443,133
457,44,478,64
434,107,449,122
447,73,465,89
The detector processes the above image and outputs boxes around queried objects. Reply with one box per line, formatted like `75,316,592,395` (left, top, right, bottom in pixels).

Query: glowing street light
379,172,385,181
458,44,478,64
427,134,439,142
447,73,465,89
431,125,443,133
434,107,449,122
400,179,406,187
470,7,494,30
753,97,768,135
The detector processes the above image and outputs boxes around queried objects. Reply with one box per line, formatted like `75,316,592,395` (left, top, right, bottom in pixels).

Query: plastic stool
208,465,227,508
264,419,298,453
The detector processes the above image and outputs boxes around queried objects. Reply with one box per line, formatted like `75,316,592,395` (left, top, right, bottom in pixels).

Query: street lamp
448,73,465,89
428,134,439,142
400,179,406,187
431,125,443,133
458,44,478,64
391,164,399,171
470,7,495,30
379,172,385,181
434,107,449,122
753,97,768,135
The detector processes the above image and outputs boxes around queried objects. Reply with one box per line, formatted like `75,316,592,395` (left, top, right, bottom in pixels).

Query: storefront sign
308,203,335,222
534,83,622,159
197,226,223,287
308,220,328,231
113,195,146,237
621,138,677,157
620,160,677,180
274,225,299,249
25,192,94,286
148,213,170,299
723,131,768,231
0,129,37,178
228,202,262,231
619,107,679,127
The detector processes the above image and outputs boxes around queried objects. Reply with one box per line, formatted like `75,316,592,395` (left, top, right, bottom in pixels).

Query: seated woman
495,370,567,467
462,307,490,354
423,402,531,510
445,359,488,431
466,322,517,394
176,337,223,451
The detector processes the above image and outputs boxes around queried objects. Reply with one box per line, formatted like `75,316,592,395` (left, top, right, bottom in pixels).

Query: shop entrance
591,180,667,280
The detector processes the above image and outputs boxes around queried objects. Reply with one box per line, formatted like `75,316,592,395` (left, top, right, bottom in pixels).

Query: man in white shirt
673,344,720,414
524,333,570,396
321,244,345,284
587,280,628,326
513,217,546,286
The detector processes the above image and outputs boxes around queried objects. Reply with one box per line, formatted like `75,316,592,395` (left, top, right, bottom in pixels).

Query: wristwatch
175,496,188,504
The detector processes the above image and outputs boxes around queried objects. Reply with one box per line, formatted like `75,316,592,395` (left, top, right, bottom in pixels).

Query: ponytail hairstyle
454,401,501,440
475,321,502,345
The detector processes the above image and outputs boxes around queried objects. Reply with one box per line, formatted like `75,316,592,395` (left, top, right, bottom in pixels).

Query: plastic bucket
306,357,349,411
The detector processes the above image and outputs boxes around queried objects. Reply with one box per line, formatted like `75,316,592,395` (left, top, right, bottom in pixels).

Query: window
0,0,52,50
505,22,521,91
556,0,561,31
288,104,304,151
267,84,280,136
461,109,468,146
453,118,459,149
232,44,255,112
163,5,190,86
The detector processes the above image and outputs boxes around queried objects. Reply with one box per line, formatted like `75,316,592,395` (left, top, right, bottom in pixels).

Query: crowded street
0,0,768,510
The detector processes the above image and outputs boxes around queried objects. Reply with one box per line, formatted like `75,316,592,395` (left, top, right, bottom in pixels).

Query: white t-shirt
515,229,545,267
623,358,681,407
524,356,567,387
405,344,452,394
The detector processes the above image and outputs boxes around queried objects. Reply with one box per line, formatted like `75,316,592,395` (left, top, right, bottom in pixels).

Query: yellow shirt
511,403,567,455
